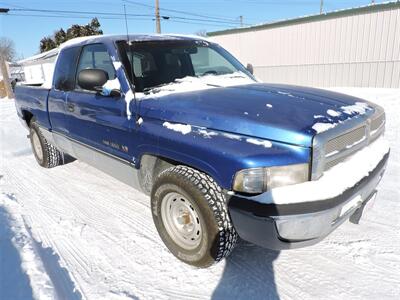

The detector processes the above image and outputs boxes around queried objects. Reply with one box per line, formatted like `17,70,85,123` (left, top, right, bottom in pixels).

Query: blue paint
14,35,374,190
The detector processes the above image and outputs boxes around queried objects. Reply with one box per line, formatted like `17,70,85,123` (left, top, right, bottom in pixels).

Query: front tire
29,119,63,168
151,165,238,268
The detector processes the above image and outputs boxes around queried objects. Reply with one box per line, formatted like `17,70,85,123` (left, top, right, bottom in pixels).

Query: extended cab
15,35,389,267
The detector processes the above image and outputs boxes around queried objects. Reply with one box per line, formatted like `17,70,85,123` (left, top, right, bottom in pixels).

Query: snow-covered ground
1,88,399,300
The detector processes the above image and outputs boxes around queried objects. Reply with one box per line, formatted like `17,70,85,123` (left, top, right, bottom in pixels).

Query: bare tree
0,37,16,62
195,30,208,37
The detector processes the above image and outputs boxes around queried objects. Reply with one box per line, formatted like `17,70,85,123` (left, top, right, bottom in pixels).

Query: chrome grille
312,106,386,179
371,113,385,132
325,156,347,170
325,126,366,157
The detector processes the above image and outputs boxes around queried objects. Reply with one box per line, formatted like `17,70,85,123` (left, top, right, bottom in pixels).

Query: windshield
116,40,253,92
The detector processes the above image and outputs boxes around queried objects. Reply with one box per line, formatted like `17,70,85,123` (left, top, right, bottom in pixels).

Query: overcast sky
0,0,390,58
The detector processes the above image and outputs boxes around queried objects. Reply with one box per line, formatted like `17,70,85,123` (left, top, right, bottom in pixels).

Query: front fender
135,119,311,190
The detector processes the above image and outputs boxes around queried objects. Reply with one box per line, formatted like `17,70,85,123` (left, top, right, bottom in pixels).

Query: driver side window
76,44,116,90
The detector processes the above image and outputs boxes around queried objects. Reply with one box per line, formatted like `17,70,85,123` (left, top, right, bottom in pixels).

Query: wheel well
22,110,34,126
138,154,180,195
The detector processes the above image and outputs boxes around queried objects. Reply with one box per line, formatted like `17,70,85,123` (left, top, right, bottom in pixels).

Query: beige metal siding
210,5,400,88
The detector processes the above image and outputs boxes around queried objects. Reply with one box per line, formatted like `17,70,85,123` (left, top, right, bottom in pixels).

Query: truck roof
60,34,209,50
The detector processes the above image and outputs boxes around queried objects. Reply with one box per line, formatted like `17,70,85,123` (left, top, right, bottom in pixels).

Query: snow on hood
311,102,373,133
163,122,192,135
137,71,256,99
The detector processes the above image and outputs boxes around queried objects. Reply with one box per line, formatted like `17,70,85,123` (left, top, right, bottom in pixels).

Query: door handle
67,103,75,112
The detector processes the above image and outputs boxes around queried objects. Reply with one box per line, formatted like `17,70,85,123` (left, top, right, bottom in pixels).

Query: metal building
208,2,400,88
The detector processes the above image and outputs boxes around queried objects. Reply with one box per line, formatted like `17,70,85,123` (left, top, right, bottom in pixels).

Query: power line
11,8,154,18
4,12,235,28
5,13,152,21
5,7,246,25
122,0,241,23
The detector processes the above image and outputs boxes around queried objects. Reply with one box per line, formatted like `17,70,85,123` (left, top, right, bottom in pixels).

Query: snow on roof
17,34,209,66
59,33,209,49
18,48,59,64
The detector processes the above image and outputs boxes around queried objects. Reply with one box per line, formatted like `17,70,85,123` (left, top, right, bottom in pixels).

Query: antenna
124,4,129,41
123,4,139,124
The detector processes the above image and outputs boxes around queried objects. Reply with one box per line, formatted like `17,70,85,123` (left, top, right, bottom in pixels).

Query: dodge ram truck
15,35,390,268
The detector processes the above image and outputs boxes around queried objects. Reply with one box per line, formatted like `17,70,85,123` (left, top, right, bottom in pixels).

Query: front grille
325,156,347,170
371,113,385,133
325,126,366,156
312,107,386,178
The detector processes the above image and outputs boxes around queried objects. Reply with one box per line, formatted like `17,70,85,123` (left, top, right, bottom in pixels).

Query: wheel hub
161,192,202,250
31,131,43,161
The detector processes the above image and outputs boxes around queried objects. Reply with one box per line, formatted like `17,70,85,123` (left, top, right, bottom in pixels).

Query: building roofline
208,1,400,37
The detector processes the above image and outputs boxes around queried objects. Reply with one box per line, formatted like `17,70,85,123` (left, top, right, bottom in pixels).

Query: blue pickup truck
15,35,389,268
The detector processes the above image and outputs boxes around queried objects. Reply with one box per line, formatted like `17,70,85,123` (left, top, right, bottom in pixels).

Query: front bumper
228,151,389,250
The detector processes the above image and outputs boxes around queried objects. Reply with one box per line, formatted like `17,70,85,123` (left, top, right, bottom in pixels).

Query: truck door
48,46,81,135
64,43,135,162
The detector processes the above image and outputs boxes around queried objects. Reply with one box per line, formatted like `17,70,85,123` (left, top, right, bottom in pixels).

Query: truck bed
14,85,51,129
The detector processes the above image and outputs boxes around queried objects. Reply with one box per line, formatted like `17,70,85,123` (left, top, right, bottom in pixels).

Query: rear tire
29,119,63,168
151,165,238,268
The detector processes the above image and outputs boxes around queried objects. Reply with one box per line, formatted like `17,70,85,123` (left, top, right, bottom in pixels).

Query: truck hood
139,83,373,147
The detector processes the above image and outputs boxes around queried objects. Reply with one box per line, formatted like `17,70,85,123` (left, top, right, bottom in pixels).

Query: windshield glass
116,40,253,92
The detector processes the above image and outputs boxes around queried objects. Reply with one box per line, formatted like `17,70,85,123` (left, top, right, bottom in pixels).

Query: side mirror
246,63,254,75
78,69,108,92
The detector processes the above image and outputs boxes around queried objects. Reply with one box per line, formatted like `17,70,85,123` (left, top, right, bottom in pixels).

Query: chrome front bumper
227,151,389,250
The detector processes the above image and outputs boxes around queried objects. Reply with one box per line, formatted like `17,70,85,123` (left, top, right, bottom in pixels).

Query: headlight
233,163,309,194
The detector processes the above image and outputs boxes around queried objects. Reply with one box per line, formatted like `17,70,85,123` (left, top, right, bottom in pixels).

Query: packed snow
163,121,192,135
341,101,372,115
198,129,219,139
270,137,389,204
102,78,121,96
137,72,255,99
311,101,374,133
246,138,273,148
1,88,399,300
312,122,338,133
326,109,341,117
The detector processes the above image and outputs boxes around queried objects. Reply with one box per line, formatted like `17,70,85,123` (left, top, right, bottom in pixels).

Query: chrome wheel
31,130,43,161
160,192,202,250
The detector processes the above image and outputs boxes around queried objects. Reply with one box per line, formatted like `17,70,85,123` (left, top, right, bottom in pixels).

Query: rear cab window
53,46,81,91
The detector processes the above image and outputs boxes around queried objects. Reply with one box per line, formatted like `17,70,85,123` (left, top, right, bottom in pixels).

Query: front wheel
151,165,238,268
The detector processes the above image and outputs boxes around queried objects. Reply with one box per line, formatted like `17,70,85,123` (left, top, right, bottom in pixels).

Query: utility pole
155,0,161,34
0,57,14,99
320,0,323,14
0,7,14,99
239,15,243,27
